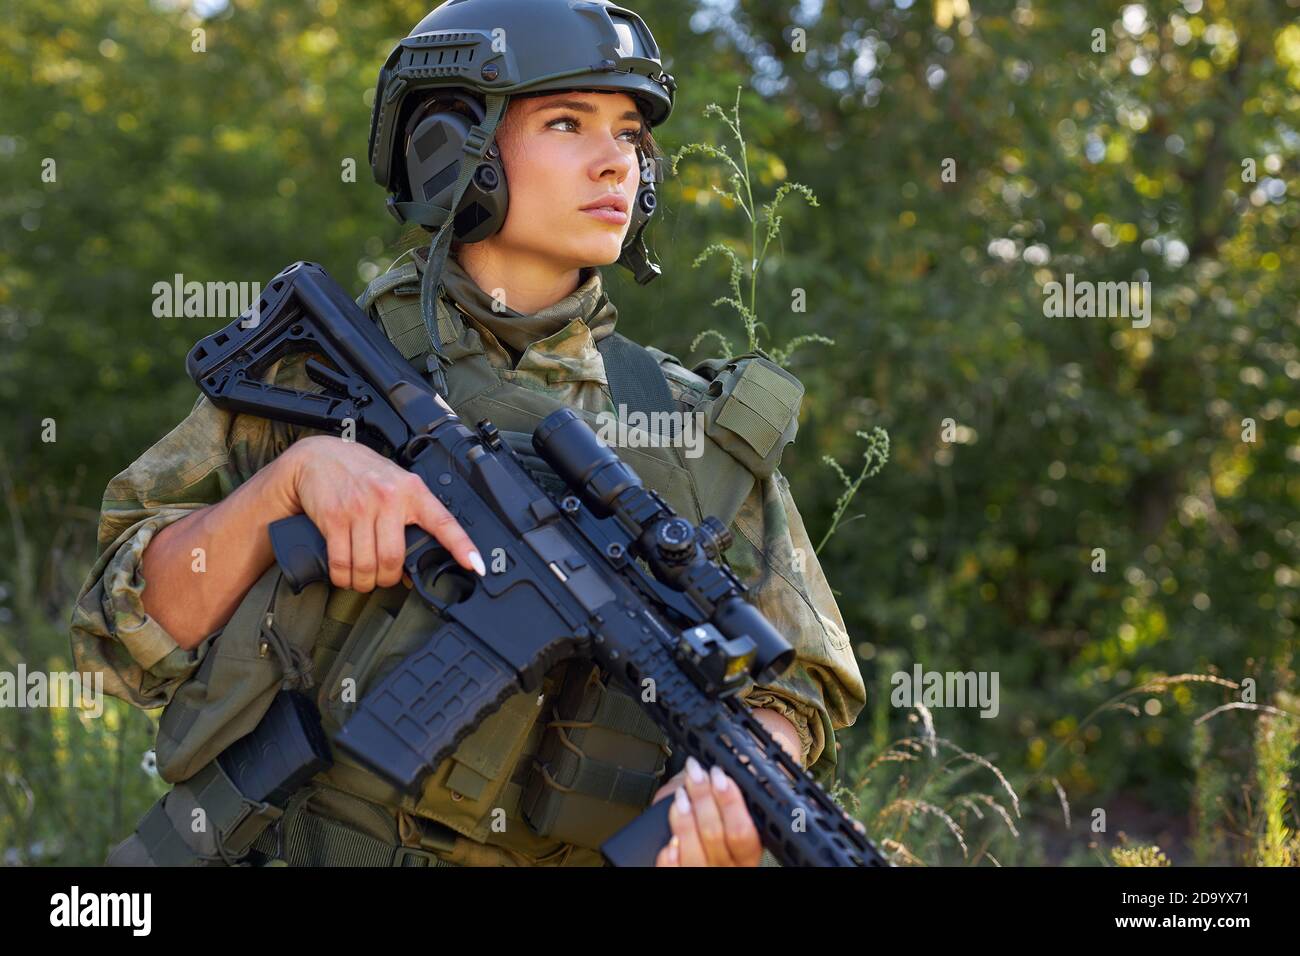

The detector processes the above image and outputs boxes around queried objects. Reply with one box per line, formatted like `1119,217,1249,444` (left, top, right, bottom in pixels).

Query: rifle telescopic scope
533,408,795,684
533,407,642,516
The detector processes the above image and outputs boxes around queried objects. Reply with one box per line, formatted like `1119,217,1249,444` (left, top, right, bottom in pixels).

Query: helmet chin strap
419,92,508,397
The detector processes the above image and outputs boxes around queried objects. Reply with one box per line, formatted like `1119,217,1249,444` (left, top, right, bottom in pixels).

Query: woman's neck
456,243,583,314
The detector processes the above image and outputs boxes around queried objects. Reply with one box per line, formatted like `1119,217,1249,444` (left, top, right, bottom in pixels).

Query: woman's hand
650,709,804,866
651,756,763,867
282,431,485,592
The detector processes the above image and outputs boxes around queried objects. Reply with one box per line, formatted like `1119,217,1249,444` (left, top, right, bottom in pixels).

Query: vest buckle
392,844,443,867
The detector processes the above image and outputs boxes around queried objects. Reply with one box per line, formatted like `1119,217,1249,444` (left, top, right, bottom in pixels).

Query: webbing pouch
693,354,804,479
133,757,283,866
521,660,670,850
121,688,333,867
317,581,544,842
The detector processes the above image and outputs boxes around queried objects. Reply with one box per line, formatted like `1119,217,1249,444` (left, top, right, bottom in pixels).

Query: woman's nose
593,136,636,182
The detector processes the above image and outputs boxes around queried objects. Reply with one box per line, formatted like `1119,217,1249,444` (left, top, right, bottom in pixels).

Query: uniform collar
414,247,618,376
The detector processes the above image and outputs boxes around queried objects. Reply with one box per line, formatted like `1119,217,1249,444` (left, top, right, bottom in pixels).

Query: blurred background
1,0,1297,866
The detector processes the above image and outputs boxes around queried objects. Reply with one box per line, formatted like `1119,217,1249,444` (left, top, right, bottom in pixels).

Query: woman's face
492,90,645,271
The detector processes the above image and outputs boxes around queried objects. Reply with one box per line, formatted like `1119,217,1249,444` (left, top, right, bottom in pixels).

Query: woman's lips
582,207,629,225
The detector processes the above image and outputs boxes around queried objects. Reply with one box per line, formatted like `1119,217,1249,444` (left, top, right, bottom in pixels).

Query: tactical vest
129,265,805,867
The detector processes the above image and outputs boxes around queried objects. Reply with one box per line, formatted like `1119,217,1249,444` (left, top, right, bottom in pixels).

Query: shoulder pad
356,261,456,363
693,353,805,479
644,345,710,397
356,261,421,313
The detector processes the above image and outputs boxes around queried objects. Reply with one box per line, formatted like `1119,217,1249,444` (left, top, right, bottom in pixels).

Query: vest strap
596,332,679,442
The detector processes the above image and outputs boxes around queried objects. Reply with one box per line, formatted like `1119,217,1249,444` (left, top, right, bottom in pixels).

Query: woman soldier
72,0,866,867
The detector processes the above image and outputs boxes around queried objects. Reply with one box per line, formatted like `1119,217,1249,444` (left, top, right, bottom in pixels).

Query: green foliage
671,88,833,365
1190,721,1229,864
1252,707,1298,867
668,89,892,557
817,427,891,555
850,708,1024,866
0,454,164,864
1111,843,1172,867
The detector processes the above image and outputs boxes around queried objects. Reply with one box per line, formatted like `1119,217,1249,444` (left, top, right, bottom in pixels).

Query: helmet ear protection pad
392,90,506,243
391,88,662,252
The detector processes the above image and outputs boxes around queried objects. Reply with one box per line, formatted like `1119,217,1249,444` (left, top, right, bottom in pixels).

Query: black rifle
186,261,889,868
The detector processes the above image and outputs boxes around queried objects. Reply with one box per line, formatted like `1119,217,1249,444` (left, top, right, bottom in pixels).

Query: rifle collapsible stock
185,260,890,868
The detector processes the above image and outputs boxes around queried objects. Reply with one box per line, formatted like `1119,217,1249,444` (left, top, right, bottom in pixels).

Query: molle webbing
249,803,459,868
521,661,670,849
362,267,457,366
538,678,668,806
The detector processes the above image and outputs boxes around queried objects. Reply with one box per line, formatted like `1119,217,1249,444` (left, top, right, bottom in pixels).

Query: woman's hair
392,88,664,260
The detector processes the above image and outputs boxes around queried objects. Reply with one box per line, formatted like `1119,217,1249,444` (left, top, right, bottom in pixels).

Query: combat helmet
369,0,676,296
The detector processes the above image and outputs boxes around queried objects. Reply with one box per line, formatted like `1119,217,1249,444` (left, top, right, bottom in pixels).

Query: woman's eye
546,116,642,142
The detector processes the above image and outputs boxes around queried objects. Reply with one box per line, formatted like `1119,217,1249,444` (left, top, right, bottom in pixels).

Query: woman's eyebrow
531,98,643,122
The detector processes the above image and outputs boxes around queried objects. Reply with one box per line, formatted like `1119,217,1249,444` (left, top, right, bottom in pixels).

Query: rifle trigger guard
406,553,474,614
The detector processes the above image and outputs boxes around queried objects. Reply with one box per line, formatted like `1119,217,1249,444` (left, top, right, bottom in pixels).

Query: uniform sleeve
69,354,316,710
649,350,866,784
727,469,867,787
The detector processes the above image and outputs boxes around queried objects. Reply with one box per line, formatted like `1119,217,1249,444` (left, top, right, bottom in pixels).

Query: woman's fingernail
710,765,729,792
468,550,486,577
686,756,706,784
674,787,691,814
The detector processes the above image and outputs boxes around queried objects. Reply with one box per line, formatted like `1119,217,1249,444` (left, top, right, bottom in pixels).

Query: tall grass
0,452,165,866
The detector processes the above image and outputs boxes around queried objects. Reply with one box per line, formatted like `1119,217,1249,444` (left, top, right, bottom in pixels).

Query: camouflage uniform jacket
70,253,866,791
